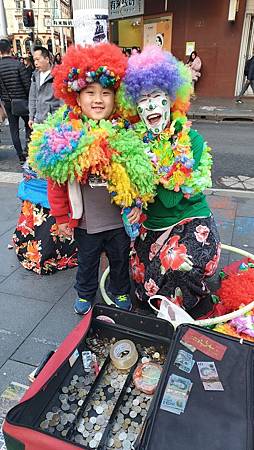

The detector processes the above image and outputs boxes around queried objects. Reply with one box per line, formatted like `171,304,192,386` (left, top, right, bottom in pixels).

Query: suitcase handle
33,351,55,379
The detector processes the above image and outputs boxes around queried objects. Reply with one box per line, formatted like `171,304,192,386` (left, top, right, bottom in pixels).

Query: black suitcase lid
138,323,254,450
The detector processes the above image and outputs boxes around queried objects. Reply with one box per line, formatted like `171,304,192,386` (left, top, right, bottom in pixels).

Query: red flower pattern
194,225,210,245
149,242,161,261
130,251,145,284
204,243,221,276
159,235,187,272
144,278,159,296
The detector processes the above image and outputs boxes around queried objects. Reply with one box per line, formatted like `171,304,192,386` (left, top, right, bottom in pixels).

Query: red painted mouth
147,113,162,126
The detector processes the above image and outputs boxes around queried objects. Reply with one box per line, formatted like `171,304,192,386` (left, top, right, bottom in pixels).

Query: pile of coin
86,336,117,360
72,363,129,447
105,384,151,450
39,372,96,437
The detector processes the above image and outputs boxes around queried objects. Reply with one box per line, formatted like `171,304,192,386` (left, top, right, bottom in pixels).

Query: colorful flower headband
64,66,120,93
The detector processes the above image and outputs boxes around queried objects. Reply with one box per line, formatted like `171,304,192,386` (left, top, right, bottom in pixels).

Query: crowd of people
0,37,226,321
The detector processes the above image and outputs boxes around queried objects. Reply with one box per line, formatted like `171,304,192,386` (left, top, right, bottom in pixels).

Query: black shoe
235,99,243,104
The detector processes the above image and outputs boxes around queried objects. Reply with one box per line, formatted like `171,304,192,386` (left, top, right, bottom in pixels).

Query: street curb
206,188,254,198
0,172,22,183
188,112,254,122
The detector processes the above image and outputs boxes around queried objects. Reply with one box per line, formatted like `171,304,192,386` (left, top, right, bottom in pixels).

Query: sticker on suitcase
181,329,227,360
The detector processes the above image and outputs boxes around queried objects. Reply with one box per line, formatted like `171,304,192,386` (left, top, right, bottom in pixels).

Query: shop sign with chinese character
109,0,144,19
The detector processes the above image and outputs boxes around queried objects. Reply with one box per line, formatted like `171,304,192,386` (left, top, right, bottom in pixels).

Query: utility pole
0,0,8,37
60,26,64,54
50,0,56,54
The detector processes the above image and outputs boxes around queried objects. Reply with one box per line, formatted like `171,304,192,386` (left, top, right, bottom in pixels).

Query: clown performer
28,43,156,315
122,46,221,319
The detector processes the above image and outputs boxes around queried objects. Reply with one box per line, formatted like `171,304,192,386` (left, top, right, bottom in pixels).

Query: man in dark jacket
0,39,31,163
28,46,61,127
235,55,254,103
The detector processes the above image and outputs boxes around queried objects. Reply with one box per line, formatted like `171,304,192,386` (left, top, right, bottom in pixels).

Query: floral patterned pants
13,201,78,275
131,216,221,312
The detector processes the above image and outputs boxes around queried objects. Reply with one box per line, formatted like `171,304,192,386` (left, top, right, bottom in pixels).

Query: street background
0,98,254,404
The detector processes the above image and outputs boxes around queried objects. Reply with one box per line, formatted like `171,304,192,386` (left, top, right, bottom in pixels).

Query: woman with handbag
0,39,31,164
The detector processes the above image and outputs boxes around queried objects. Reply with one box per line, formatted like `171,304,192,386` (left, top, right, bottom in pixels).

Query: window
25,38,31,53
15,39,22,56
47,38,52,52
15,0,21,9
35,38,42,46
44,1,50,12
18,20,23,30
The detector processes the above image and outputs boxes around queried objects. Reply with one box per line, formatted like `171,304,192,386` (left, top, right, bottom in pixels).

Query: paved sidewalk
0,181,254,396
188,96,254,121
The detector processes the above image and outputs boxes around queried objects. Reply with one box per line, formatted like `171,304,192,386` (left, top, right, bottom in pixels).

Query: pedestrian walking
235,55,254,103
28,46,61,128
24,56,35,80
53,53,62,66
187,50,202,94
0,39,31,163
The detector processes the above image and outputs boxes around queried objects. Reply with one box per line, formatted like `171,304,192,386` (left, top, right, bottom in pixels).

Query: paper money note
161,374,193,414
197,361,224,391
174,349,195,373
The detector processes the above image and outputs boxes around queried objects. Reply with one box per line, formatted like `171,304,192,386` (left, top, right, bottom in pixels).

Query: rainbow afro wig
120,46,192,119
53,43,128,107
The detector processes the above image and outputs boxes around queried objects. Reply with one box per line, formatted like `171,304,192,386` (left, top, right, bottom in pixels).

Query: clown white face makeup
137,89,170,134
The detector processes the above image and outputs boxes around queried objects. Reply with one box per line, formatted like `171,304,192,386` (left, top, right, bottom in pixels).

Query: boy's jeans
74,227,131,302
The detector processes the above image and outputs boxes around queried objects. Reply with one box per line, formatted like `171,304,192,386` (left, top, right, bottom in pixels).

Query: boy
41,44,141,315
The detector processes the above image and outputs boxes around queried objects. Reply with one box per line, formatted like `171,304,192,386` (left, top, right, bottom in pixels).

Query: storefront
109,0,248,98
109,0,172,53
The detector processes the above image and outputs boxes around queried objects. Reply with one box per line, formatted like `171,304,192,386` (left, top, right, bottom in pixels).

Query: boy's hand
28,119,34,129
58,223,73,237
127,207,141,224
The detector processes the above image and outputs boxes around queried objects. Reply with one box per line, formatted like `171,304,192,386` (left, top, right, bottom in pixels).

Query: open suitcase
3,304,254,450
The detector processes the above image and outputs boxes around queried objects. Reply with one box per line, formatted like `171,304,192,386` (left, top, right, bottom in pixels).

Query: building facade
4,0,73,56
109,0,254,99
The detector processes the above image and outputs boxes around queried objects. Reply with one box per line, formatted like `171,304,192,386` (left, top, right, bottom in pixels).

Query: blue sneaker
113,294,132,311
73,298,92,315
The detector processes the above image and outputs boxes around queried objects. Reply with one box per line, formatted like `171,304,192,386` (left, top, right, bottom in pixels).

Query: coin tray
5,305,173,450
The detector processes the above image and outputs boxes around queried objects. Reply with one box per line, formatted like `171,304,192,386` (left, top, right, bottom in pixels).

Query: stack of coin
86,336,116,360
72,363,128,448
39,373,96,436
106,383,152,450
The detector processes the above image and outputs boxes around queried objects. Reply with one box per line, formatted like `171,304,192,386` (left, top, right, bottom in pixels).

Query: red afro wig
53,43,128,107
